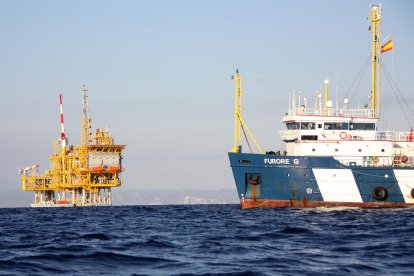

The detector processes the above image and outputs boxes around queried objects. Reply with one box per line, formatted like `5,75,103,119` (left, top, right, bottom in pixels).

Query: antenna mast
81,85,91,146
323,78,329,115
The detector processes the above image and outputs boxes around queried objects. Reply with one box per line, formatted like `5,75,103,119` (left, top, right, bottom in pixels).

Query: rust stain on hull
251,185,257,202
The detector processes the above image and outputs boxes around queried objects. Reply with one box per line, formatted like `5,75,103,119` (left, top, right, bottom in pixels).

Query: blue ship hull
229,152,414,208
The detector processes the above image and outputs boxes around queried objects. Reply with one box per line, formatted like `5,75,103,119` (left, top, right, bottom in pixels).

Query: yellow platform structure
19,86,126,207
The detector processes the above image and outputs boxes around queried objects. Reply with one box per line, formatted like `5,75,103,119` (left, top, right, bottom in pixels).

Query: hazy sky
1,0,413,193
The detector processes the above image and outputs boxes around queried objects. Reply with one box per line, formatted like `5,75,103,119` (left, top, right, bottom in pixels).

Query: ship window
301,122,315,130
381,149,385,152
286,122,300,130
301,135,318,141
239,159,252,164
365,123,375,130
350,123,375,130
324,122,348,130
312,148,316,151
318,124,322,129
324,123,332,130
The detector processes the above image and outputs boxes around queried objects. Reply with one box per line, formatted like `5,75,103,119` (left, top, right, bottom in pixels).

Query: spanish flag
381,39,393,53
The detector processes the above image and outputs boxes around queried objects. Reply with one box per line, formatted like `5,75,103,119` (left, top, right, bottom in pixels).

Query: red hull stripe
240,199,414,209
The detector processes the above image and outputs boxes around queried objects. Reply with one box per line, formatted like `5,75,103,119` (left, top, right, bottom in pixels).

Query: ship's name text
264,158,299,165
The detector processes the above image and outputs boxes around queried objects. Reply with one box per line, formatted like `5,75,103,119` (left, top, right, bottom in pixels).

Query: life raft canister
373,186,388,201
401,155,409,163
406,128,413,141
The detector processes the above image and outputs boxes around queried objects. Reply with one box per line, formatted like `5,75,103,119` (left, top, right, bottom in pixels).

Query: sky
0,0,413,194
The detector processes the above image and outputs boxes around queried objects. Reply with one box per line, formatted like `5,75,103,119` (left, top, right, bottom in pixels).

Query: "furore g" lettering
264,158,299,165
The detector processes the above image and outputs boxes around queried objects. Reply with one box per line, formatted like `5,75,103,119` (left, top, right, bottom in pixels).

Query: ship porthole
381,149,385,152
373,187,388,201
358,149,362,152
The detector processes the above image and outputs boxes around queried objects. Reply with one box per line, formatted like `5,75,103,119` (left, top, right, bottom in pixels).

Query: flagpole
391,40,395,93
379,38,393,121
378,31,381,119
392,38,396,127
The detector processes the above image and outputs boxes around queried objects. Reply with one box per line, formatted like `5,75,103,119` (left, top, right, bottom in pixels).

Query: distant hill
0,189,239,208
113,189,239,206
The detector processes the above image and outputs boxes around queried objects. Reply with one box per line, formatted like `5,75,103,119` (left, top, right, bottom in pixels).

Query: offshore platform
19,86,126,207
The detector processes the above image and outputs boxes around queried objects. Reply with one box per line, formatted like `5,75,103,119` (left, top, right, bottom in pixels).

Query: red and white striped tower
59,94,67,149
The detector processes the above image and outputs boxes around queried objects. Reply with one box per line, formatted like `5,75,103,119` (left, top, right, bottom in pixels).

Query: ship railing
375,131,412,141
336,156,413,168
279,130,412,142
279,129,300,141
288,108,374,118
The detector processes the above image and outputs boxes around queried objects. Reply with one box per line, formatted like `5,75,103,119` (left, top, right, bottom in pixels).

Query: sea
0,205,413,275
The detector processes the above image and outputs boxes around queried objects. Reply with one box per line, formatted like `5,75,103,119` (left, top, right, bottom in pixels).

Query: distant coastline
0,188,239,208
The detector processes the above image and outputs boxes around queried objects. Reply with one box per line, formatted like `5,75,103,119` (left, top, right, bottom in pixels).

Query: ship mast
368,4,382,118
231,70,263,154
232,70,242,153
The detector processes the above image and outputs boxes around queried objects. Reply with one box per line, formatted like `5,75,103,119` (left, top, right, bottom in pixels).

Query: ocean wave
0,205,413,275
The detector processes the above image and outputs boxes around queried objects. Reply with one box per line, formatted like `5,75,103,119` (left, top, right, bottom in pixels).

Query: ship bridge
279,80,414,168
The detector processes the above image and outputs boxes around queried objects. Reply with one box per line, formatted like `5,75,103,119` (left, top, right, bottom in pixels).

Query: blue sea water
0,205,413,275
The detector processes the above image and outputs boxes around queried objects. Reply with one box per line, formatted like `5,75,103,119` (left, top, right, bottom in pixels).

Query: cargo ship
229,5,414,208
19,86,125,207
